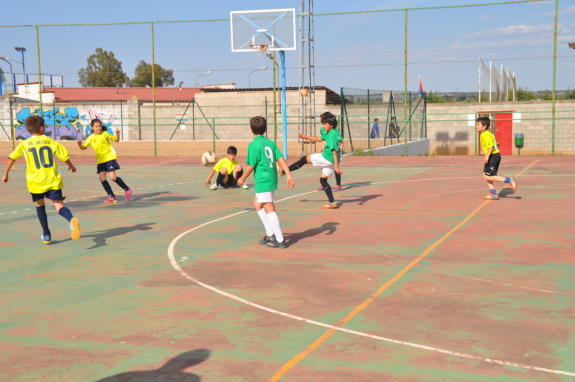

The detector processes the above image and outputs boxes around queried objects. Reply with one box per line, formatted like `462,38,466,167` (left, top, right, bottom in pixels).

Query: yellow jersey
213,157,238,174
9,135,70,194
480,130,499,155
84,131,118,164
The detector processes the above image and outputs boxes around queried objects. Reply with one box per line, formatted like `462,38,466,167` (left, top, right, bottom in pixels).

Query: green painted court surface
0,156,574,381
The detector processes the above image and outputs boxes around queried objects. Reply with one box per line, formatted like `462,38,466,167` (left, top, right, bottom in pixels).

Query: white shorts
310,153,335,177
255,191,274,203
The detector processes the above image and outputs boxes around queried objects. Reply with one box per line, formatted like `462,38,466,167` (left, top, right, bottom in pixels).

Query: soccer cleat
104,196,119,204
258,235,274,245
242,184,249,189
484,194,499,200
267,238,288,249
70,217,81,240
41,234,52,244
509,177,517,191
323,202,340,209
333,185,344,192
209,183,218,190
125,188,134,201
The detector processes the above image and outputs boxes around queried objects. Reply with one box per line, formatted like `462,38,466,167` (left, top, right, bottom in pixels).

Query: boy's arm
2,158,16,183
115,128,121,142
332,149,343,174
298,134,323,143
276,158,295,189
205,169,216,186
237,165,254,187
64,159,77,172
484,146,493,163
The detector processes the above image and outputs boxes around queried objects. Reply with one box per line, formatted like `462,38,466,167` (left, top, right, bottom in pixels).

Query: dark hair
90,118,107,132
227,146,238,155
250,116,267,135
320,112,338,128
25,116,45,134
475,116,490,129
374,118,379,122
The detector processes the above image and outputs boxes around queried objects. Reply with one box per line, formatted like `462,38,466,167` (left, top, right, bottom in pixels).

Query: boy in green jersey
284,112,343,209
3,116,80,244
475,116,517,200
238,116,295,248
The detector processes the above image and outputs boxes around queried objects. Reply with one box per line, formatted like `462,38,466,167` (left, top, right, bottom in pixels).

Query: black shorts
217,169,244,188
483,153,501,176
31,189,65,202
97,160,121,173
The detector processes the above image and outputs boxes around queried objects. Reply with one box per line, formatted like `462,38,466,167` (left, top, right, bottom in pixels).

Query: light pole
0,56,15,93
248,66,267,88
14,47,26,82
194,70,212,87
266,52,280,143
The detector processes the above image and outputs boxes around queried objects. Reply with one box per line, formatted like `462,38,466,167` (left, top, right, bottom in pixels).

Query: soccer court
0,156,574,381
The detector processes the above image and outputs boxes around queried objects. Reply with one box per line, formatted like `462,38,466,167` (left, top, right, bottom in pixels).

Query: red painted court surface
0,155,574,382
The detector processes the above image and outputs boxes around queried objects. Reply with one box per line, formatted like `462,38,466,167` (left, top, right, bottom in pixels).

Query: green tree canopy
78,48,128,87
516,88,535,101
129,60,174,87
425,91,445,103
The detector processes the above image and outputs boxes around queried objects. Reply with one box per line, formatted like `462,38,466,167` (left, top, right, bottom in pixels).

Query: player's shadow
498,188,522,199
340,194,382,205
341,181,373,190
93,349,210,382
285,222,339,246
84,222,156,249
131,191,198,203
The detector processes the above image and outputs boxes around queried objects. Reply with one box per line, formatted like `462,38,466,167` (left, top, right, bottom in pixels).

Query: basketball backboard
230,9,296,52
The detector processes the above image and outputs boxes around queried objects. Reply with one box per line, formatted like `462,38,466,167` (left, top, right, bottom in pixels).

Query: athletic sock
266,211,284,243
288,156,307,172
114,177,129,191
101,180,115,197
335,172,342,187
504,177,511,184
58,207,73,222
256,209,274,237
35,206,51,235
320,177,335,203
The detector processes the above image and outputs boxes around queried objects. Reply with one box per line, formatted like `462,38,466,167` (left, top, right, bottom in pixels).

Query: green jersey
321,128,342,163
246,135,284,193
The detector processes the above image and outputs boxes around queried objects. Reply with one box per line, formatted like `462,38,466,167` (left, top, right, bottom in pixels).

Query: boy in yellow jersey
475,116,517,200
204,146,248,190
2,116,80,244
77,119,133,204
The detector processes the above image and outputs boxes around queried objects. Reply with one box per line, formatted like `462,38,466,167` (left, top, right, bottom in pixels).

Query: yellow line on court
269,160,538,381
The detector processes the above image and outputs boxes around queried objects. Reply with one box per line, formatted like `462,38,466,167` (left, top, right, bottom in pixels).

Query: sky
0,0,573,93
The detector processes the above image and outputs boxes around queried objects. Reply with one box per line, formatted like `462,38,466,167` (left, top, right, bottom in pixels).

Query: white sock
266,211,284,243
256,209,273,237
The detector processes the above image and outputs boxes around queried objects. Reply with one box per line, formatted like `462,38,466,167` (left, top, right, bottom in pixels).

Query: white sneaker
242,184,249,189
209,183,218,190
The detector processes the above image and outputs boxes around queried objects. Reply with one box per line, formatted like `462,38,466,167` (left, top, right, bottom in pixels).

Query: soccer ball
201,151,216,166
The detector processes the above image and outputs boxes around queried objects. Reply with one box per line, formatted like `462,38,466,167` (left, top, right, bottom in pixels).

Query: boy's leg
216,169,229,188
320,176,336,206
263,202,286,247
334,172,342,189
53,197,81,240
108,170,133,200
287,154,311,172
33,197,51,242
254,198,274,243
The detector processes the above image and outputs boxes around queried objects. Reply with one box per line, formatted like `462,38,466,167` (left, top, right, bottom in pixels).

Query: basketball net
251,44,269,58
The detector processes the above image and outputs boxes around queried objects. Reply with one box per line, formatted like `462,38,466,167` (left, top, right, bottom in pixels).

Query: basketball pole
279,50,288,159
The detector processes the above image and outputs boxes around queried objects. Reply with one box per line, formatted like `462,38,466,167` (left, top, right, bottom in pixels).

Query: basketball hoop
250,44,269,57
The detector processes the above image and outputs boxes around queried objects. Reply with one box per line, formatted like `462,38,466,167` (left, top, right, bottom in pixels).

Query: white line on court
167,175,575,378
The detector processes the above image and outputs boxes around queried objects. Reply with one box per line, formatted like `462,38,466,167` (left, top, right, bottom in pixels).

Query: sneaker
242,184,249,189
41,234,52,244
323,202,340,209
509,177,517,191
209,183,218,190
258,235,274,245
333,185,344,192
125,188,134,201
484,194,499,200
70,217,81,240
267,238,288,248
104,196,118,204
317,186,327,191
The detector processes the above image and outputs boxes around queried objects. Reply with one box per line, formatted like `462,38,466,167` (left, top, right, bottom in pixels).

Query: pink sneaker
125,188,133,201
104,195,118,204
333,185,344,191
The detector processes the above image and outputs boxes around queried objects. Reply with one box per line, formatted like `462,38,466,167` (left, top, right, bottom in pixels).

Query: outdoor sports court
1,155,573,381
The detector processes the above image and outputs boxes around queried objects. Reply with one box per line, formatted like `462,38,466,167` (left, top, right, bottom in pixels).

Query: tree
516,88,535,101
425,91,445,103
129,60,174,87
78,48,128,87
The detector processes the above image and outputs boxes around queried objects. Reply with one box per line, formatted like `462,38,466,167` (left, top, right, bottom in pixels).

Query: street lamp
14,47,26,82
194,70,212,87
248,66,267,88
